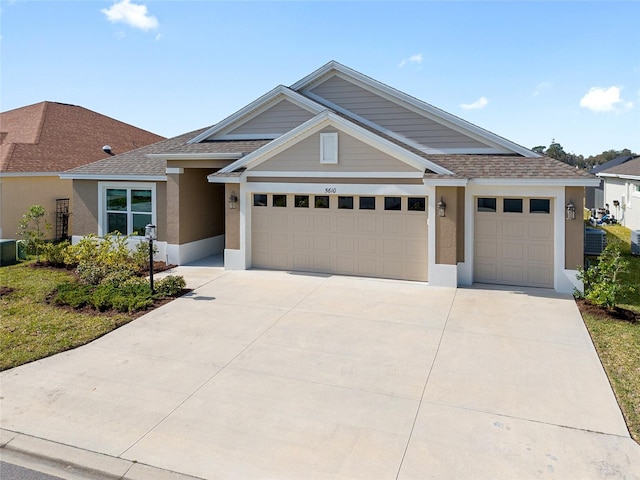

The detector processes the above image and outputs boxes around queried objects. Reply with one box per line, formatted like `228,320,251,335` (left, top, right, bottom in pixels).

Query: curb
0,429,204,480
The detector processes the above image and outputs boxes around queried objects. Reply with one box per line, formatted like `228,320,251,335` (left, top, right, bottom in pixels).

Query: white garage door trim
474,196,554,288
251,193,428,281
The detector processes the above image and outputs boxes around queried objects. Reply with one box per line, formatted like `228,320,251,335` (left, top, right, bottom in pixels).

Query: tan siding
177,169,225,244
310,75,488,149
72,180,98,237
565,186,584,270
435,186,459,265
1,176,72,240
227,99,314,136
155,182,167,242
225,183,240,249
456,187,465,262
252,129,419,173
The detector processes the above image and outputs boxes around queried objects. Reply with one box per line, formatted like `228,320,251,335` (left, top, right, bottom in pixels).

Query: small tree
17,205,51,262
576,244,635,309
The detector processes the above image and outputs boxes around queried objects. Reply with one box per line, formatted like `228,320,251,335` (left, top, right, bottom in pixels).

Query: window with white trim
99,182,156,236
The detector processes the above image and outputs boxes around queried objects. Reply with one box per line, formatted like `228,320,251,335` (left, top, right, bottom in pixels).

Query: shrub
42,241,71,266
54,282,93,309
577,243,635,309
132,240,157,273
65,234,136,285
155,275,186,297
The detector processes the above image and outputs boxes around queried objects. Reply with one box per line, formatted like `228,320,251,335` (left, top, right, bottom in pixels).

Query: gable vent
320,132,338,164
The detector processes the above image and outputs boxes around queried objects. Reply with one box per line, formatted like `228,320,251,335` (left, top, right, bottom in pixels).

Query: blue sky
2,0,639,156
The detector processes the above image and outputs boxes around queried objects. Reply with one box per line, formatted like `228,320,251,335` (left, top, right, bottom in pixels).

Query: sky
1,0,639,157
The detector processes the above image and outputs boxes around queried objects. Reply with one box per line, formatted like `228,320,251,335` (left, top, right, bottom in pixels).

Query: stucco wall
565,186,584,270
0,176,72,240
435,186,461,265
225,183,240,249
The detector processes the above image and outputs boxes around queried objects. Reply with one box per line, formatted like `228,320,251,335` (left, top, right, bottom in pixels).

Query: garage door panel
475,197,553,288
252,195,428,281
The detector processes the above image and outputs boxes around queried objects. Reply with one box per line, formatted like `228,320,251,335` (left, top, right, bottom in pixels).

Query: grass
580,218,640,442
0,261,133,371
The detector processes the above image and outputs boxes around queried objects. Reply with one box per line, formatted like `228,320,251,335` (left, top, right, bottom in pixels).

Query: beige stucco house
0,101,164,240
62,62,598,293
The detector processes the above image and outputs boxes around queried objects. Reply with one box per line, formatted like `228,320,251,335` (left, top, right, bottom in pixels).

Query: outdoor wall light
228,191,238,210
437,197,446,217
566,200,576,221
145,224,157,294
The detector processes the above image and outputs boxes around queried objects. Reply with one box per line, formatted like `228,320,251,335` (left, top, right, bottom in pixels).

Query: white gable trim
188,86,326,144
292,61,539,158
597,172,640,181
216,111,453,177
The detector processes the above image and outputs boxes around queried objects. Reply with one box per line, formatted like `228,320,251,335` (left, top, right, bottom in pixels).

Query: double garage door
251,194,428,281
474,196,554,288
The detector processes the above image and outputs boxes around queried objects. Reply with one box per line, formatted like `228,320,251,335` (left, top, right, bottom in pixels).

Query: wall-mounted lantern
566,199,576,221
228,191,238,210
145,224,157,294
437,197,447,217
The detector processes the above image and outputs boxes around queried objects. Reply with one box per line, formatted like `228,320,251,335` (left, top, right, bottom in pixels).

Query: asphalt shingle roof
598,157,640,178
0,101,164,173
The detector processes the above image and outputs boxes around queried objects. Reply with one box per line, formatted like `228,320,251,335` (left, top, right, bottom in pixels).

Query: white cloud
533,81,551,96
579,86,633,112
399,53,423,68
101,0,159,31
460,97,489,110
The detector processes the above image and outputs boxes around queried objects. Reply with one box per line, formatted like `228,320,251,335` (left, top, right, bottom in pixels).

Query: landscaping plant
17,205,51,262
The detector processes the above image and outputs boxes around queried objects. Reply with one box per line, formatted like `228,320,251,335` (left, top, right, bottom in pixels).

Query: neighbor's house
62,62,598,293
597,157,640,231
586,155,638,210
0,101,164,240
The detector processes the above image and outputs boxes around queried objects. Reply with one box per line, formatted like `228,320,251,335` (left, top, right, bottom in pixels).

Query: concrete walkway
1,261,639,479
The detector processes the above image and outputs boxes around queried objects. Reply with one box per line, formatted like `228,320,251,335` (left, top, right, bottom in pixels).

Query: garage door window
338,196,354,209
253,194,268,207
273,195,287,207
530,199,550,214
359,197,375,210
385,197,402,211
314,196,329,209
477,198,496,212
295,195,309,208
408,197,426,211
504,198,523,213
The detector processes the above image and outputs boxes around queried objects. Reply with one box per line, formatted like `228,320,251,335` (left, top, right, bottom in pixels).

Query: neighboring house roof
590,155,638,175
0,101,164,173
596,157,640,180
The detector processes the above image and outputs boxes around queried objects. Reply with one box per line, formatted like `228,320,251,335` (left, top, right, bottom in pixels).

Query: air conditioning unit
584,228,607,256
632,230,640,256
0,239,17,266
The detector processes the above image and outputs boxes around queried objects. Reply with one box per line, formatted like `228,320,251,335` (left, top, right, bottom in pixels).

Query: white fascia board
59,173,166,181
213,134,280,141
293,62,539,158
146,153,244,161
419,147,512,155
243,181,428,196
423,178,469,186
219,111,452,176
207,175,243,184
0,172,61,177
469,178,600,187
187,86,326,144
597,172,640,181
246,170,426,179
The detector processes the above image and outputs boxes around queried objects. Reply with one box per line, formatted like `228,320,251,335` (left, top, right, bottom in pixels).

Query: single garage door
251,194,428,281
474,196,554,288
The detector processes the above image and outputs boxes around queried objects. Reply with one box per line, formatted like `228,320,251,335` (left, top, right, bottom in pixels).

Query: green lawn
0,262,133,371
581,221,640,442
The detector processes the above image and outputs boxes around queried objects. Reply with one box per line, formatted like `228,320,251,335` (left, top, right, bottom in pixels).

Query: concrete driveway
1,268,639,479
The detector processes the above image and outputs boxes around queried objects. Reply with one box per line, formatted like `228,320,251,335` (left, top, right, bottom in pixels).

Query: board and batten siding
226,99,315,136
251,129,420,173
309,75,488,150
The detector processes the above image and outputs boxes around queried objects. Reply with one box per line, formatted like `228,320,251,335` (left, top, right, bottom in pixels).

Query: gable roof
291,61,540,158
1,101,164,174
597,157,640,180
590,155,637,174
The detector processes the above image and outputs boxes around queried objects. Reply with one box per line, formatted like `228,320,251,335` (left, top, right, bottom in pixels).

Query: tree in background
532,141,636,170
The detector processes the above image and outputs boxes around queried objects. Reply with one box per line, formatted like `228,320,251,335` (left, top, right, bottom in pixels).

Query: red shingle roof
0,101,165,173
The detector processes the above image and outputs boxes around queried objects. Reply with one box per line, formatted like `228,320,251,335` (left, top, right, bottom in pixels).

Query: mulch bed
0,286,15,297
576,298,639,323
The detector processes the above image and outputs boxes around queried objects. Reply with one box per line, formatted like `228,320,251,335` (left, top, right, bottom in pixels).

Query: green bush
132,241,157,273
54,282,93,309
577,244,635,309
65,234,137,285
155,275,186,297
42,241,71,266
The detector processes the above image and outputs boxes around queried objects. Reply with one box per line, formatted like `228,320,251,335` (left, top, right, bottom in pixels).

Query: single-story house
597,157,640,231
586,155,638,210
0,101,164,239
61,61,599,293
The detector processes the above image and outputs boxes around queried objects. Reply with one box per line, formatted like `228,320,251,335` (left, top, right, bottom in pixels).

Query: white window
99,182,156,236
320,132,338,164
